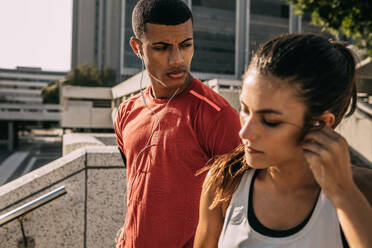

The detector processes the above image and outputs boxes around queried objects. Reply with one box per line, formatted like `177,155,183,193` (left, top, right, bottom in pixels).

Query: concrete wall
337,109,372,163
61,86,113,129
0,146,126,248
61,100,112,129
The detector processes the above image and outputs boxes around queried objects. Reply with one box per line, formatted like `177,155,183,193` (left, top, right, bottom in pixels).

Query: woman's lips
245,146,264,154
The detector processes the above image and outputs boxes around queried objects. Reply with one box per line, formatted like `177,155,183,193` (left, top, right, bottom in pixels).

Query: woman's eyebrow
240,100,283,115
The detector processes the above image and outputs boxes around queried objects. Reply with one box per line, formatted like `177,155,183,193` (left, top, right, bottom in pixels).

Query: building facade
0,67,66,151
71,0,330,83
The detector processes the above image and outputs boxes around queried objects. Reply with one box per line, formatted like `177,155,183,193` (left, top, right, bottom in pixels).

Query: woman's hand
302,126,355,206
303,126,372,248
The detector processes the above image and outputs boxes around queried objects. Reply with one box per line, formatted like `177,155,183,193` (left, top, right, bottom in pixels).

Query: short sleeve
204,107,241,157
114,103,125,153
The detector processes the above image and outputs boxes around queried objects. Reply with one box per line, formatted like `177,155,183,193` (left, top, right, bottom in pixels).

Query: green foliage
64,63,116,87
287,0,372,57
41,80,60,104
41,64,116,104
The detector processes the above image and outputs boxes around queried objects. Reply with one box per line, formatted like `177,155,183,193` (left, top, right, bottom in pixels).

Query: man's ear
130,37,142,58
316,111,336,128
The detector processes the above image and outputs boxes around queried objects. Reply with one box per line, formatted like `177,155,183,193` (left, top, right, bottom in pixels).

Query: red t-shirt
115,78,241,248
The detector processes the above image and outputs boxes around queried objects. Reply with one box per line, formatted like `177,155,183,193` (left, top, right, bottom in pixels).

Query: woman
194,34,372,248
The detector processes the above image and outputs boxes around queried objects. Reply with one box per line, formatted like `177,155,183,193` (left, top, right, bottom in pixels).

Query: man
114,0,241,247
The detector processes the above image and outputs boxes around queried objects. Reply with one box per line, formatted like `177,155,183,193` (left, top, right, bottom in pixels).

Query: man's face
133,19,194,90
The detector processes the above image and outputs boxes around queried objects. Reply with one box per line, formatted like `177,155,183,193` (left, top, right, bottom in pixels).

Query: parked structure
60,86,112,130
0,67,66,151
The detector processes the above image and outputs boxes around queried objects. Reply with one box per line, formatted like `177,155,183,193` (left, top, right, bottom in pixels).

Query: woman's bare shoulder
352,166,372,205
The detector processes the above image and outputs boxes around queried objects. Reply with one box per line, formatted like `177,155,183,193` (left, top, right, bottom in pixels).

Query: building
71,0,329,83
60,85,112,130
0,67,66,151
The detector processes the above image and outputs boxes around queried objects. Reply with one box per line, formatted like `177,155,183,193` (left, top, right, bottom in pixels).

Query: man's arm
204,107,241,157
119,148,127,168
114,103,127,168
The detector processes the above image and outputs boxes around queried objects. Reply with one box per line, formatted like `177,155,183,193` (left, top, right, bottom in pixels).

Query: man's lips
167,71,185,79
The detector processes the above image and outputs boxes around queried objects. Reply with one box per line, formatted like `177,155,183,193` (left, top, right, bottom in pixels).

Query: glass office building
119,0,328,80
72,0,330,82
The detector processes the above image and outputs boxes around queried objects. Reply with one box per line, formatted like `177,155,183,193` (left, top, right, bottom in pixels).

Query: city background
0,0,371,247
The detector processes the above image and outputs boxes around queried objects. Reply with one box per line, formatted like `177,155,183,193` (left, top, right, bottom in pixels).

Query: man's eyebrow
240,100,283,115
151,38,193,46
180,38,193,43
152,42,171,46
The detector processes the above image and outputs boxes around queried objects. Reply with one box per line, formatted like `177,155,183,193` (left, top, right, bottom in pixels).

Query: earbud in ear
313,121,320,127
137,49,142,59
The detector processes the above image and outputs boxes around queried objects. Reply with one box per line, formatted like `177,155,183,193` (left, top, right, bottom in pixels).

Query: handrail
0,186,67,227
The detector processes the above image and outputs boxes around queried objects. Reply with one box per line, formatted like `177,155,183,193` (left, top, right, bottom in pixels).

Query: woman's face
239,70,307,169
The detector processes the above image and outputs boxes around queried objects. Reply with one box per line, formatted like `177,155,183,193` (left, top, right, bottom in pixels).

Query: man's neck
151,74,193,99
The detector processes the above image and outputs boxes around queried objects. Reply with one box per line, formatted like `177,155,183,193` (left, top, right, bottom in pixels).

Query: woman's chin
245,155,270,169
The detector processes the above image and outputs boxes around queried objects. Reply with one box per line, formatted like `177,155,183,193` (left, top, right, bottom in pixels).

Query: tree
287,0,372,57
64,63,116,87
41,80,61,104
41,64,116,104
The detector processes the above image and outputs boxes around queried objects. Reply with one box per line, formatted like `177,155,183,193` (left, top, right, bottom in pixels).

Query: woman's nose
239,115,258,142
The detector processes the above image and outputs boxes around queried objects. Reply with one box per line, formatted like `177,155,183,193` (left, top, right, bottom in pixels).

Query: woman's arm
334,181,372,248
302,126,372,248
193,180,226,248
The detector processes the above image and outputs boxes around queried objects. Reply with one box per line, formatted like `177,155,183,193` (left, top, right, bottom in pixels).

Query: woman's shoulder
352,166,372,205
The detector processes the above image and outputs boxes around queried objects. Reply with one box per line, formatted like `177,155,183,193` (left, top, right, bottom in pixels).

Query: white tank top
218,169,344,248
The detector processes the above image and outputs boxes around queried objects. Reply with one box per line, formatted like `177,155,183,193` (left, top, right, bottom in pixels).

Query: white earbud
313,121,321,127
137,49,142,59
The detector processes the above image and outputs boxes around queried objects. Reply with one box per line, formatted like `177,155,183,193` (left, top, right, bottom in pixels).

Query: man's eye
181,43,192,48
153,46,167,51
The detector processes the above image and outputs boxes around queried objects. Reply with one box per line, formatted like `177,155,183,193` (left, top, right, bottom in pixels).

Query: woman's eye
262,119,281,127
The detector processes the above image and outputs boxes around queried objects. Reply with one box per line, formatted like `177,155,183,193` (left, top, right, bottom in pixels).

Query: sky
0,0,72,71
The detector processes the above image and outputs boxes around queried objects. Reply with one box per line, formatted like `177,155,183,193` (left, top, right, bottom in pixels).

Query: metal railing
0,185,67,227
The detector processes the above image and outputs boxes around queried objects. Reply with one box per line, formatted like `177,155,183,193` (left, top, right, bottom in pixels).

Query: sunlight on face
141,19,194,89
239,69,307,169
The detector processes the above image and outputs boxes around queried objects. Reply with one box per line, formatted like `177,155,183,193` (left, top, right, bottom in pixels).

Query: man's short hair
132,0,193,38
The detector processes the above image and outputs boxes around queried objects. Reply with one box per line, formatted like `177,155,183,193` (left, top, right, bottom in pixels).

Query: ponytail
197,144,249,209
329,40,358,120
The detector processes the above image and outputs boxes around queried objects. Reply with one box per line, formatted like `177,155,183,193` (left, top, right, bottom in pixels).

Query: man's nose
169,47,184,66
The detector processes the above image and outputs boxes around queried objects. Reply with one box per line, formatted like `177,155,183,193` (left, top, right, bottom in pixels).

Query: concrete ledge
0,148,86,210
63,133,105,156
86,146,123,167
0,145,126,248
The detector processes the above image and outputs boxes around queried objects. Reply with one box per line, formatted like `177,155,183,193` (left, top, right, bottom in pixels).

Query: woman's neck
259,157,319,194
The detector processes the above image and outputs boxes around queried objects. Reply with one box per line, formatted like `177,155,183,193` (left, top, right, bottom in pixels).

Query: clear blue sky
0,0,72,71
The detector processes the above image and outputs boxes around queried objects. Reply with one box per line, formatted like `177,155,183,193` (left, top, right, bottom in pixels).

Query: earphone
137,49,142,59
120,46,181,243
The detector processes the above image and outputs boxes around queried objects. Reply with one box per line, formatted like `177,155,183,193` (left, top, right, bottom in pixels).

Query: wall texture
0,145,126,248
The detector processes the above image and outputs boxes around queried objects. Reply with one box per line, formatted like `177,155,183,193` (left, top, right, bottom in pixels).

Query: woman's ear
316,111,335,128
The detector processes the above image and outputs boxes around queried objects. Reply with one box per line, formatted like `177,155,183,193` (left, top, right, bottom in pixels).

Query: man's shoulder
117,93,142,116
189,78,237,113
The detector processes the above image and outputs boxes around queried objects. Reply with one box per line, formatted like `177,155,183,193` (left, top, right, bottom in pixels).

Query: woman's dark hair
201,33,358,209
132,0,193,38
249,33,357,129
